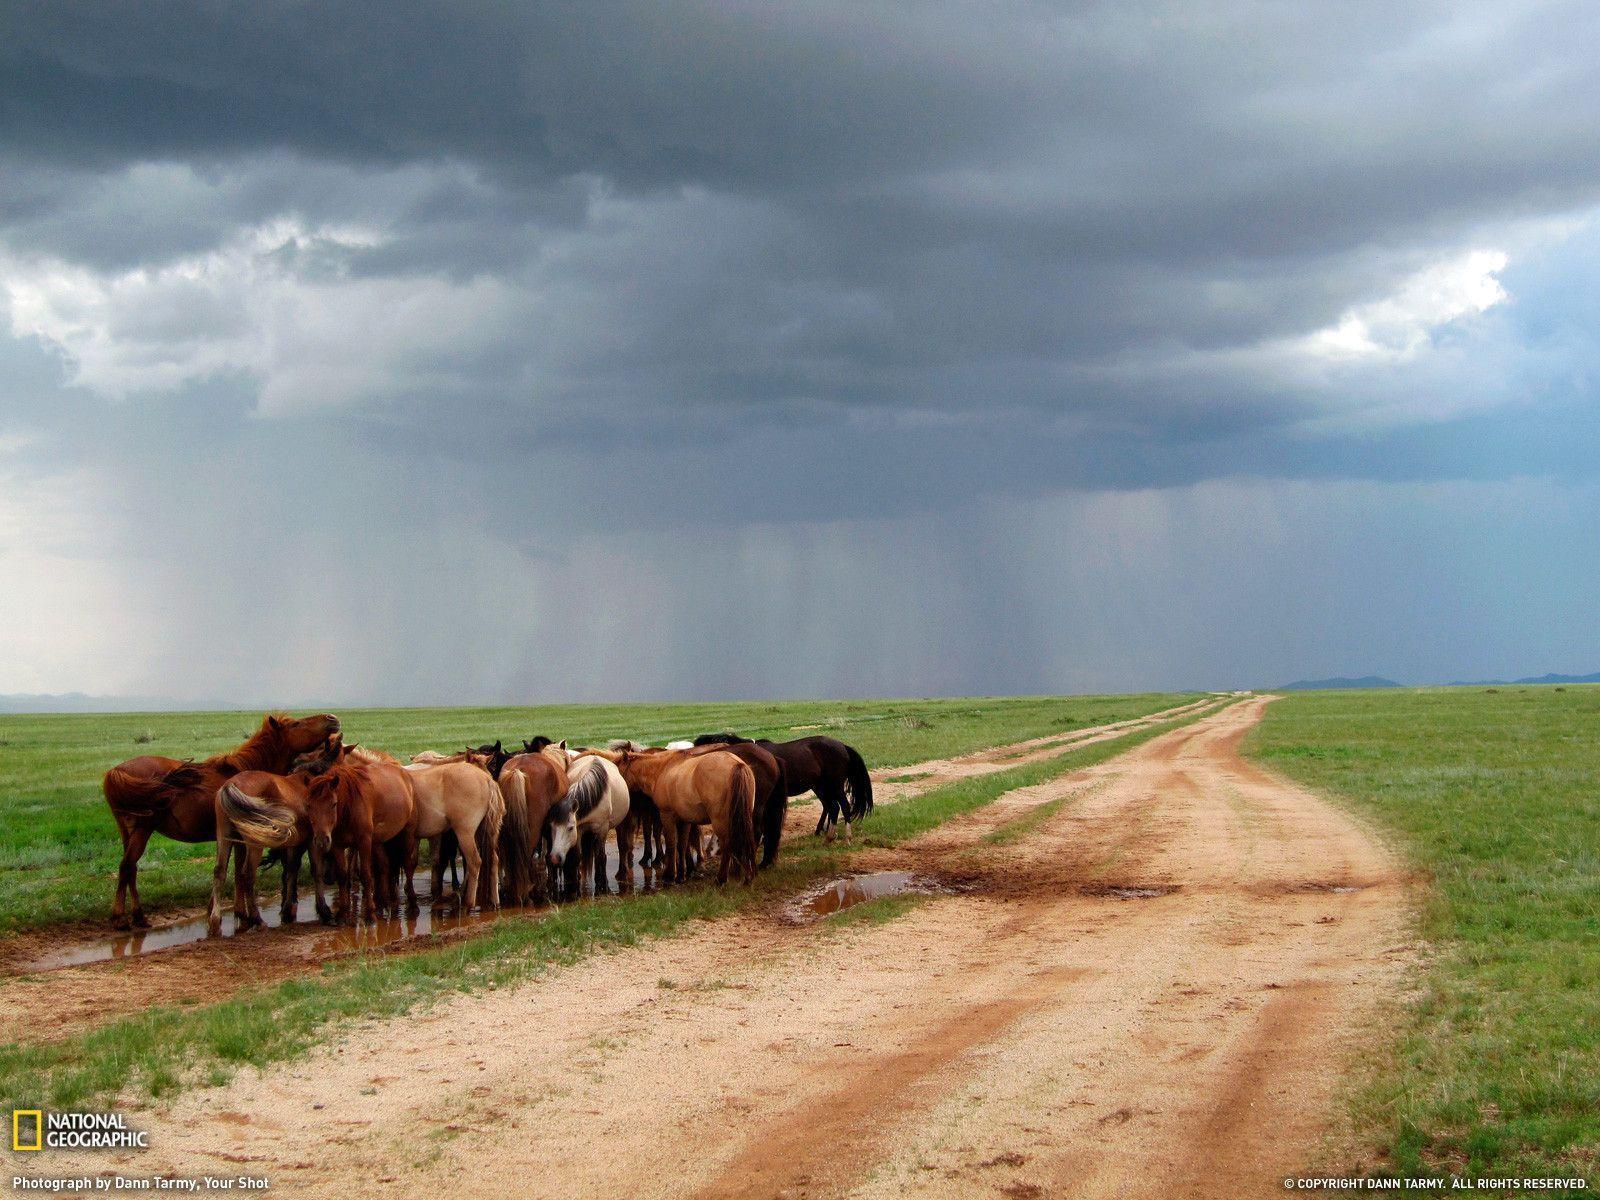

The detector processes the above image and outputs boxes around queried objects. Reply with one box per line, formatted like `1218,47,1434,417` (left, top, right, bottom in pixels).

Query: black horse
692,732,872,839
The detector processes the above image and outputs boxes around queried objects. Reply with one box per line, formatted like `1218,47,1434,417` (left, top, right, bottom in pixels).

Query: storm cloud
2,2,1598,703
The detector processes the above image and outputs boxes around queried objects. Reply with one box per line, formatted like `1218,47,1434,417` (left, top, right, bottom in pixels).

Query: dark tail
844,745,873,820
103,762,197,820
727,764,758,883
760,768,788,867
217,782,300,848
498,770,536,905
473,780,504,909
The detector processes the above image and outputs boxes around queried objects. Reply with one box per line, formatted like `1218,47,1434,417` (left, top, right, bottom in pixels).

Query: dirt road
56,697,1414,1198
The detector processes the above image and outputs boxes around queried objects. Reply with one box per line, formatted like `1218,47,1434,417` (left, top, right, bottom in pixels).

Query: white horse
549,751,632,895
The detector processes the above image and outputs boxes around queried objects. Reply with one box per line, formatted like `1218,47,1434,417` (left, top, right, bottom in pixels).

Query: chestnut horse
496,741,570,904
613,748,757,885
101,712,341,929
208,753,342,935
306,757,416,925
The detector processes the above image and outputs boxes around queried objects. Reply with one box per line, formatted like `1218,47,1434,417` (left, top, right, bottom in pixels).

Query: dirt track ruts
42,697,1416,1199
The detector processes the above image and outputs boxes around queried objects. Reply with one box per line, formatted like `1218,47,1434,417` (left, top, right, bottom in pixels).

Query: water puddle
18,845,672,973
1084,883,1180,900
792,871,940,921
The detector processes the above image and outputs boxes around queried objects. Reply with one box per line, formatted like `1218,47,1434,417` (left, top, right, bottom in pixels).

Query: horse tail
845,744,874,820
728,763,758,883
498,769,535,905
217,782,300,848
474,775,505,909
103,762,197,820
761,766,788,867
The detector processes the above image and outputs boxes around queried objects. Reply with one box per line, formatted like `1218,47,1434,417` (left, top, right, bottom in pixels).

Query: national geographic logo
11,1111,148,1151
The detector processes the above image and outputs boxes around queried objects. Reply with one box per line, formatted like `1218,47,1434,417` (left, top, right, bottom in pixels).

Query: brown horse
496,742,569,904
101,713,341,929
684,740,787,867
306,757,416,925
208,756,341,936
613,748,757,885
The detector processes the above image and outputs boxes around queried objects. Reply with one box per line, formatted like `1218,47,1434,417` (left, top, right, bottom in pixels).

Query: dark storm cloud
4,2,1600,703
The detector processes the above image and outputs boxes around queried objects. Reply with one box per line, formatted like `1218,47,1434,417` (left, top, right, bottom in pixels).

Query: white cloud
1301,248,1509,361
1,219,520,413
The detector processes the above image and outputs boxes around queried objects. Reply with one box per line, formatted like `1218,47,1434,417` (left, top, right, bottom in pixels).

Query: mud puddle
1083,883,1181,900
788,871,943,922
18,847,673,974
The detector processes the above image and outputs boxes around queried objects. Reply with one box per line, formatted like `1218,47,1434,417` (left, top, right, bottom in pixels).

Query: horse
305,755,416,925
496,741,570,904
603,740,672,869
612,748,757,885
548,752,632,896
694,733,872,841
401,754,505,913
101,712,342,929
206,737,345,935
684,740,787,867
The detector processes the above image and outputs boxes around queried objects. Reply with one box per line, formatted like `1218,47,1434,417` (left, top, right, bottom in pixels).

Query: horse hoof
111,915,132,932
280,910,297,926
131,910,151,929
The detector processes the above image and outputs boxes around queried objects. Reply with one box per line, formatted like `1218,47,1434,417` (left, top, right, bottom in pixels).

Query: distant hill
1446,672,1600,687
1277,676,1404,691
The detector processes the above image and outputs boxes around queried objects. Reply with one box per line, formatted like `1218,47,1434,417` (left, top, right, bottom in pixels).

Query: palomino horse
613,748,757,885
102,713,341,929
694,733,872,841
548,752,632,896
206,736,346,935
306,756,416,925
496,741,570,904
683,739,787,867
401,755,504,913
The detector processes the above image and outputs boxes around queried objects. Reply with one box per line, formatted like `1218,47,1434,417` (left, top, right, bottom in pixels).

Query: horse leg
281,846,302,924
359,843,378,925
456,825,482,914
231,835,252,925
114,823,155,929
207,835,232,936
615,814,634,886
713,812,733,886
309,845,334,925
242,846,266,928
819,781,850,843
403,838,422,921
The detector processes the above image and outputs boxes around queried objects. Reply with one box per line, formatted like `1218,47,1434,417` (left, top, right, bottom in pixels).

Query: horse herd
99,713,874,935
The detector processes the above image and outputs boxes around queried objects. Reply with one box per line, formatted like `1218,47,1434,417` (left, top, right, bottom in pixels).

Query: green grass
0,697,1222,1114
1248,685,1600,1185
0,693,1192,934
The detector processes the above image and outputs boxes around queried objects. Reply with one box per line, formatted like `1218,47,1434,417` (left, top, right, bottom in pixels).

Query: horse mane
348,746,400,765
523,736,554,753
211,714,296,774
607,738,650,752
693,732,750,746
564,758,610,818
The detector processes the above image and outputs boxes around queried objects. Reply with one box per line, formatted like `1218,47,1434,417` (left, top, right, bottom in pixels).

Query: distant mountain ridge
1276,676,1404,691
1445,672,1600,687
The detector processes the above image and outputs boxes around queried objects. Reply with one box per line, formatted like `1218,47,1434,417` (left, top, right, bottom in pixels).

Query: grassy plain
0,692,1191,934
1249,685,1600,1183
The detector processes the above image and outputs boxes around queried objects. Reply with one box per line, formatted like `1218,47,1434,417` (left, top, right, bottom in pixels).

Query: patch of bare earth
41,698,1415,1199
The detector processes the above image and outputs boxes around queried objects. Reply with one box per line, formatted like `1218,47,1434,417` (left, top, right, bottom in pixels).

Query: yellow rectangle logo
12,1109,43,1151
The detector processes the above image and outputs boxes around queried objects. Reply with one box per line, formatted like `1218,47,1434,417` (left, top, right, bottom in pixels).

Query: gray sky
3,2,1598,705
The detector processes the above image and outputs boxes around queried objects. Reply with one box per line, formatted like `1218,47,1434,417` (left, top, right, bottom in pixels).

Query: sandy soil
0,698,1213,1042
38,697,1415,1199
